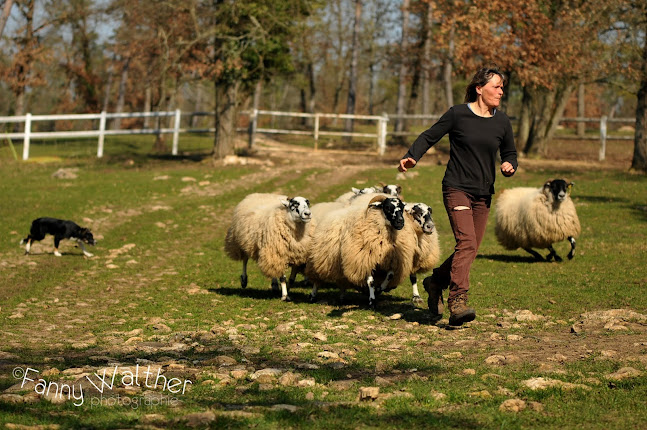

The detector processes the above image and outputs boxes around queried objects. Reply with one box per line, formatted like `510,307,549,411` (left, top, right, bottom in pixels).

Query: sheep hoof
240,274,248,288
309,294,317,303
554,255,563,262
281,295,292,302
368,299,377,310
412,295,424,308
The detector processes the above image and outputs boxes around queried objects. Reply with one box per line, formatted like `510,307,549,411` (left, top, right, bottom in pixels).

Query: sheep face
381,184,402,197
405,203,435,234
282,197,312,223
543,179,573,204
371,197,406,230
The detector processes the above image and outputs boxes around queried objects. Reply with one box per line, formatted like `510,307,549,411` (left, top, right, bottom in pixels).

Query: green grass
0,140,646,429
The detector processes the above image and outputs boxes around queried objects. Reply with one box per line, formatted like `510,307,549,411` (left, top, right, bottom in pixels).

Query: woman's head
464,66,507,105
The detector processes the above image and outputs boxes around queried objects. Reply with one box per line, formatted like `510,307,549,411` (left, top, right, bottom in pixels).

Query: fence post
377,115,388,156
248,109,258,148
172,109,181,156
97,111,107,158
22,113,31,160
599,115,607,161
314,113,320,151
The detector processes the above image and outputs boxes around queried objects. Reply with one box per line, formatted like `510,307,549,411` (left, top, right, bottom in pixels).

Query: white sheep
495,179,581,261
404,203,441,307
335,183,402,204
224,193,314,301
305,194,416,308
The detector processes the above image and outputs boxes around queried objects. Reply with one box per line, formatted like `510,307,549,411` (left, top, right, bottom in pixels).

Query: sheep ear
368,195,386,207
280,198,290,208
351,187,361,194
404,203,414,214
395,185,402,194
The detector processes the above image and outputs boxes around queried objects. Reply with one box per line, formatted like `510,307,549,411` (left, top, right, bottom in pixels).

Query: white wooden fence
0,109,634,161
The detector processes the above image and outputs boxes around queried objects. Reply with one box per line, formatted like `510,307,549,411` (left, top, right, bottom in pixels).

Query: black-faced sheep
494,179,581,261
224,193,314,301
404,202,441,307
305,194,416,308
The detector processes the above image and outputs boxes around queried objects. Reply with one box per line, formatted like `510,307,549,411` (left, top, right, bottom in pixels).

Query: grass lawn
0,136,646,429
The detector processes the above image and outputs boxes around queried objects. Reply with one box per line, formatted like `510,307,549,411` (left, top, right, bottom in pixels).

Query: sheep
404,202,441,307
224,193,314,301
305,194,416,308
335,183,402,204
494,179,581,261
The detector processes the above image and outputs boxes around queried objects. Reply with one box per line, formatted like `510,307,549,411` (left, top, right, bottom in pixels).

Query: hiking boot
423,277,445,323
448,293,476,326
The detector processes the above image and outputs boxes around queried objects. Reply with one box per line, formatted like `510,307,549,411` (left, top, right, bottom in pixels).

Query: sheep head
405,202,435,234
368,195,405,230
542,179,574,206
281,196,312,223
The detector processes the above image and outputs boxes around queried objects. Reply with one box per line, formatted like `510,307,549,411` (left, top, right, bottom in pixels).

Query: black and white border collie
21,217,96,257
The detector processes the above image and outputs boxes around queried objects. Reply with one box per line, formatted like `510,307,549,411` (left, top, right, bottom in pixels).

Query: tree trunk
345,0,361,137
113,57,130,130
393,0,410,140
421,1,433,117
0,0,13,38
577,83,585,137
517,86,533,154
192,83,203,128
525,84,574,156
443,21,455,108
632,38,647,173
102,64,114,113
143,85,152,128
213,80,239,160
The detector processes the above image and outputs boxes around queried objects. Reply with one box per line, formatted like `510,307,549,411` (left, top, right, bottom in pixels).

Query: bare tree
345,0,362,136
0,0,14,37
393,0,410,140
421,0,433,116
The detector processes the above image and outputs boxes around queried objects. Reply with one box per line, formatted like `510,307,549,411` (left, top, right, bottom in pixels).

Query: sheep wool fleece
495,187,581,250
224,193,313,279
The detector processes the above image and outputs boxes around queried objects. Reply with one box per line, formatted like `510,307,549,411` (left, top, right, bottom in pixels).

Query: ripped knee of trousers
453,206,471,211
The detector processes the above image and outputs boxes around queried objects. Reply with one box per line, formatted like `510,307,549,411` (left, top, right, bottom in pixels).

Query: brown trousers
431,187,491,300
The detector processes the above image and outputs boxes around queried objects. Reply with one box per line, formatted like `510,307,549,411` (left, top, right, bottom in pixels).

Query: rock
297,378,316,388
272,404,299,413
0,394,24,404
499,398,527,412
375,376,393,386
318,351,340,360
52,168,79,179
443,352,463,359
522,377,591,391
389,313,403,320
313,332,328,342
463,368,476,375
431,391,447,401
182,411,216,427
250,368,283,380
278,372,299,386
606,367,643,381
359,386,380,401
151,323,172,333
514,310,545,322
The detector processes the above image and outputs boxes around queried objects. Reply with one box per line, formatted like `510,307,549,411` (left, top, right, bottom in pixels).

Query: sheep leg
309,282,319,303
367,274,377,309
240,257,248,288
567,237,576,260
523,247,545,261
288,265,299,288
279,275,291,302
410,274,424,308
379,271,394,293
271,277,280,293
546,245,562,262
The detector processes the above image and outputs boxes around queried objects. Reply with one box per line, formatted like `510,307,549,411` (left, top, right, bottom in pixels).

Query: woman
398,66,517,326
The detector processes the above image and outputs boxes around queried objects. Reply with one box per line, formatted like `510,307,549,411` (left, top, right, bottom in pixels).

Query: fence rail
0,109,635,161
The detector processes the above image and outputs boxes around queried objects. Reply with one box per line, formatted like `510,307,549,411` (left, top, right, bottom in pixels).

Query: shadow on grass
477,253,545,263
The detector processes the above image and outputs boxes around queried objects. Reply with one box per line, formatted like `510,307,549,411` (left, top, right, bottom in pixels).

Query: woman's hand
398,157,417,172
501,161,515,176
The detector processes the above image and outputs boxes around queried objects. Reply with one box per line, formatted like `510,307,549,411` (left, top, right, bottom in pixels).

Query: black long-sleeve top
403,104,518,195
